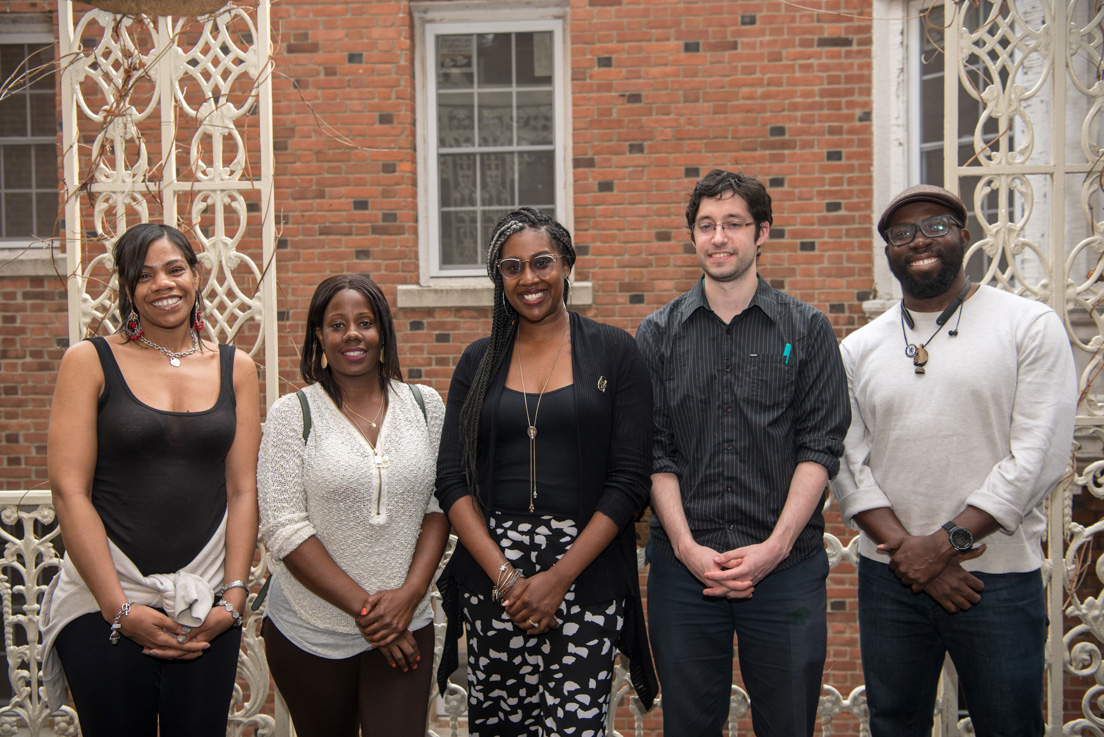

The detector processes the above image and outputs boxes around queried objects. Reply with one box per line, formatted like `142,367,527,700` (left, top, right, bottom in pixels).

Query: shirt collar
677,275,785,326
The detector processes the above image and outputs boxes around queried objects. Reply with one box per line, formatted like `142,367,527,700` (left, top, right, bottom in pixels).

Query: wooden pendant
913,344,929,375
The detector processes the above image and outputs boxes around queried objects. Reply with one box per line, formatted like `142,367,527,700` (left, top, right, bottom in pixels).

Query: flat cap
877,184,968,237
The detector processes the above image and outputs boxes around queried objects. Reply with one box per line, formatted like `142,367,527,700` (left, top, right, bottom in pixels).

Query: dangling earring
192,301,204,332
320,343,329,370
122,309,143,341
379,344,385,365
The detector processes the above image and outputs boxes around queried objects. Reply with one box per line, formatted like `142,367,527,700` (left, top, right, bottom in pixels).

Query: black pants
261,618,435,737
54,611,242,737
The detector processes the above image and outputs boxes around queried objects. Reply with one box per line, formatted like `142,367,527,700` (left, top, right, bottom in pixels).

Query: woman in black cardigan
435,208,657,736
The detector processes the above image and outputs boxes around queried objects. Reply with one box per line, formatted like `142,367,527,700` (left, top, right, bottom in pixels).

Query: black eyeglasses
884,215,963,247
495,254,560,280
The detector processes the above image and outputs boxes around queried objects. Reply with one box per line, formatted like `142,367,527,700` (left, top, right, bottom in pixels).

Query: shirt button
728,523,734,530
726,484,733,491
725,405,732,412
725,442,733,450
726,328,733,335
724,365,732,372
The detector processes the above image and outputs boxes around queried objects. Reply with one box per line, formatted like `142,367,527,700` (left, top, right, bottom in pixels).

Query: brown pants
261,618,435,737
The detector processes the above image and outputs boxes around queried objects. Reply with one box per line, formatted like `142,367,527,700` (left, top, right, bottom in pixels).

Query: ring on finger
527,619,537,629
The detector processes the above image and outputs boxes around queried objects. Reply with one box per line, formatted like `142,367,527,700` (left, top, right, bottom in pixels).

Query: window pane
29,92,55,135
35,191,57,236
438,92,474,148
476,33,512,87
515,32,553,85
437,35,474,89
516,90,553,146
29,44,54,91
3,146,31,189
480,153,515,206
3,193,32,239
439,210,480,268
0,96,26,137
439,154,478,208
921,76,942,144
481,208,512,254
34,143,56,190
518,151,554,205
478,91,513,147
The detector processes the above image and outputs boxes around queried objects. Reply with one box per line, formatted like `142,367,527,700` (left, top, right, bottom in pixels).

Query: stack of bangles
217,579,247,627
491,563,523,604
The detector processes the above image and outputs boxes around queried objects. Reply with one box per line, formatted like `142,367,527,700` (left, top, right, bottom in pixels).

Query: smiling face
499,227,570,326
692,192,768,286
131,237,199,331
884,200,969,301
314,288,381,385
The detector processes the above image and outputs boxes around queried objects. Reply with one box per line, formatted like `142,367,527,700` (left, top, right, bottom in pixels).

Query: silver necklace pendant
169,357,181,367
527,425,537,439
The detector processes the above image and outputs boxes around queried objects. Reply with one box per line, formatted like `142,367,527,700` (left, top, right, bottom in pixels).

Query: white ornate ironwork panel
58,1,277,404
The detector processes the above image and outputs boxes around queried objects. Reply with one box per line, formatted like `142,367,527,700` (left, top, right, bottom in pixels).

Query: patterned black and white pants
461,514,625,737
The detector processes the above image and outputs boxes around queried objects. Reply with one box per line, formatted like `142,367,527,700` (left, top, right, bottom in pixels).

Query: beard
888,236,965,299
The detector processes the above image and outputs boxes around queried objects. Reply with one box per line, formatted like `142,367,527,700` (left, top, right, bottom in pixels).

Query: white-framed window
411,1,570,291
0,19,56,249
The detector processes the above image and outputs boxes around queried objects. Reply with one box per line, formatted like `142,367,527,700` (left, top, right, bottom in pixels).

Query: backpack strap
296,389,312,443
408,383,427,423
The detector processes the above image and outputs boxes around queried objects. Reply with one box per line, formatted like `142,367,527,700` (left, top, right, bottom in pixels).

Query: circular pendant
169,357,181,367
904,343,917,358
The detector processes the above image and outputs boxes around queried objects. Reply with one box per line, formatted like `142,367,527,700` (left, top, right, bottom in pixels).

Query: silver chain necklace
140,329,198,367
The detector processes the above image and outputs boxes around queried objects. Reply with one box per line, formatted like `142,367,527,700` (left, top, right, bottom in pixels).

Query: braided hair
457,207,576,506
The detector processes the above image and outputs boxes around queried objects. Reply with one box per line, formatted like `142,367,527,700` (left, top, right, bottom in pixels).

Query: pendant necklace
342,408,388,517
517,326,568,513
345,396,385,430
900,278,971,375
140,329,198,367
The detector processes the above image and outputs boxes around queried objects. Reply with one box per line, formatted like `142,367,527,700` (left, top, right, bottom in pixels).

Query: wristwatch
941,521,974,552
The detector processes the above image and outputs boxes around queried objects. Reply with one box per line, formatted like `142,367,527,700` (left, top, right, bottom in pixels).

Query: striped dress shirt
636,277,850,573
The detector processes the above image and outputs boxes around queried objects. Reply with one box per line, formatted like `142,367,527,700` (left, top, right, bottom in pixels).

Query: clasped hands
878,533,987,613
681,540,784,599
502,570,568,636
354,586,421,671
121,598,241,660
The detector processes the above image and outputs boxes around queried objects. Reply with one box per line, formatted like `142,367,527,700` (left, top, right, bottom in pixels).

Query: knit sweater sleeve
964,309,1077,531
257,392,317,561
832,337,894,527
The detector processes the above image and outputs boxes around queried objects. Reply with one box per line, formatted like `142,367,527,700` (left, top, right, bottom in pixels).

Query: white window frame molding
400,0,591,309
0,14,63,279
867,0,912,318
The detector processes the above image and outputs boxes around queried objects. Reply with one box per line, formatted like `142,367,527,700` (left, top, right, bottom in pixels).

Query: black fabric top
491,385,578,515
435,312,658,709
89,337,236,575
636,276,851,573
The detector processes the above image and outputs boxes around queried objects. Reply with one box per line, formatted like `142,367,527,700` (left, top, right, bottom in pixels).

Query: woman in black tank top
43,223,261,737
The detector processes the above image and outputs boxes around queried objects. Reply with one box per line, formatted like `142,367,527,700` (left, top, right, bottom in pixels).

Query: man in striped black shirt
636,169,850,737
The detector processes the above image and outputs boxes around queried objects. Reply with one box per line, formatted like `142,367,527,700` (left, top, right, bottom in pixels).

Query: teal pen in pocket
783,343,792,364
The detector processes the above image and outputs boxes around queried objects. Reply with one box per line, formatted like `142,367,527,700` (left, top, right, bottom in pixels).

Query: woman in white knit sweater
257,274,448,737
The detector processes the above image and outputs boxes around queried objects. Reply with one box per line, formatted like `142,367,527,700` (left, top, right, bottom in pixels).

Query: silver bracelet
219,599,244,628
217,580,248,598
109,602,132,645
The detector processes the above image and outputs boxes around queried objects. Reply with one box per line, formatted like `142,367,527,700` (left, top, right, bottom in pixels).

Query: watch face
949,527,973,549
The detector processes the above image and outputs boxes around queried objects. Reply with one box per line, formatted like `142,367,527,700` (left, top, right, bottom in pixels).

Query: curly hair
685,169,774,251
457,207,576,504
